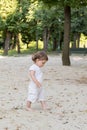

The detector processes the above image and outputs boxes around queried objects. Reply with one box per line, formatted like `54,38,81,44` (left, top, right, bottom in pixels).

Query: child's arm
29,70,41,87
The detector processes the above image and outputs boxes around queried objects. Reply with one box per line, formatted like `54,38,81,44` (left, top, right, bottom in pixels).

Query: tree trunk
73,33,77,48
62,6,71,66
16,33,20,54
72,33,81,48
43,27,50,51
4,30,11,55
52,38,57,51
77,33,80,48
59,31,64,50
36,31,38,51
11,34,16,49
43,28,47,51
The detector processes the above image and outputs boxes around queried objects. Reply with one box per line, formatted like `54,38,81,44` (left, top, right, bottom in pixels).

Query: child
27,51,48,111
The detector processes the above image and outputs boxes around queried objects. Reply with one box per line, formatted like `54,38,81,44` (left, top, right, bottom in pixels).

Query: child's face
35,59,47,67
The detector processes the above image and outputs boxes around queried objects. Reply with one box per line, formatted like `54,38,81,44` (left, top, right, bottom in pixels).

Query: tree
0,0,30,55
37,0,87,65
71,7,87,48
0,0,17,55
29,2,63,51
62,5,71,65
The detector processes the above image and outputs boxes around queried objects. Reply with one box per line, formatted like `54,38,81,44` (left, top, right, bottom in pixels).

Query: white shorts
27,86,45,103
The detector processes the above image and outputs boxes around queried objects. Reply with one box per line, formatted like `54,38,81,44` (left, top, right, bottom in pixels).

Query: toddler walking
27,51,48,111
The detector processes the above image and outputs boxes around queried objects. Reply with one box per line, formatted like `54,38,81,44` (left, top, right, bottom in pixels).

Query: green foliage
0,0,87,55
0,40,43,56
71,7,87,35
38,0,87,7
0,0,17,20
0,0,30,33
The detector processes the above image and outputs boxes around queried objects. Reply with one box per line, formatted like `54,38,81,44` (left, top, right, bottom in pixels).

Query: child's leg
40,101,47,110
26,100,33,111
39,88,50,110
40,101,51,110
40,101,46,110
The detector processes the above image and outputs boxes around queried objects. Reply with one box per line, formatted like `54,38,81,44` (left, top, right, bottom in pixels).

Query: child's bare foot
40,101,51,111
26,107,34,111
42,106,51,111
42,104,51,110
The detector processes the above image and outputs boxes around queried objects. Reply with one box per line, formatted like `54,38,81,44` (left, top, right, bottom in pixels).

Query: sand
0,53,87,130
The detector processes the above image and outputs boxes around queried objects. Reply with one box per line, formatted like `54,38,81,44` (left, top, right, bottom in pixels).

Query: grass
0,33,87,56
0,40,55,56
0,49,3,55
0,40,44,56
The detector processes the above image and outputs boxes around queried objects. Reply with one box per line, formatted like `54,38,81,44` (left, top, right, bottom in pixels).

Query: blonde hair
32,51,48,62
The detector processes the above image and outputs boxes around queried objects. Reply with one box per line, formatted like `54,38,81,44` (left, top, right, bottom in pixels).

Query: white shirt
27,64,44,103
29,64,43,84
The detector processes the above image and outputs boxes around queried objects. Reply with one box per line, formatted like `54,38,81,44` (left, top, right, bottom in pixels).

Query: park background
0,0,87,65
0,1,87,130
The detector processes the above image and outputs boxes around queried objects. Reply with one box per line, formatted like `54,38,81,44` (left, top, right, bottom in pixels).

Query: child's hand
35,80,42,87
29,70,42,87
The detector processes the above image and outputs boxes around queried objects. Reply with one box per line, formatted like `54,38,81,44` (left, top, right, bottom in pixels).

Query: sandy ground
0,53,87,130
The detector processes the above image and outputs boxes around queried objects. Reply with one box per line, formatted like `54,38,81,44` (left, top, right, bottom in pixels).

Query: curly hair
32,51,48,62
